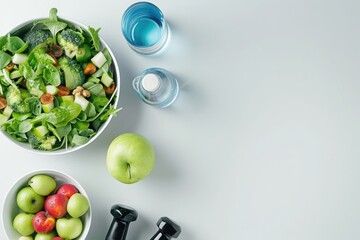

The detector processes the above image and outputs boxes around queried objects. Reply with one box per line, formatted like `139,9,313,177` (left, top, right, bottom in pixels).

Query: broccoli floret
23,29,52,52
57,29,84,58
5,86,30,114
58,56,86,90
39,136,57,150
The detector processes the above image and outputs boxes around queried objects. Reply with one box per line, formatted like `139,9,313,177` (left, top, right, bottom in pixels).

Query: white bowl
0,16,121,155
2,169,92,239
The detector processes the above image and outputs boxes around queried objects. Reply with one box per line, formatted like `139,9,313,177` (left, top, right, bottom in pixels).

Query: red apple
32,211,55,233
44,194,68,218
56,184,79,199
52,237,64,240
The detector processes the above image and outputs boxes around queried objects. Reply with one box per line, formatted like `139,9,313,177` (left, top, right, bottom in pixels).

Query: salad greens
0,8,120,151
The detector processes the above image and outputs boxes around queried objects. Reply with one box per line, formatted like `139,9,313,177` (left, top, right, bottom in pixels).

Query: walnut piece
72,86,91,98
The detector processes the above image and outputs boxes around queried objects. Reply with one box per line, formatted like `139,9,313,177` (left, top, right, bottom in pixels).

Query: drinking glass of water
122,2,170,55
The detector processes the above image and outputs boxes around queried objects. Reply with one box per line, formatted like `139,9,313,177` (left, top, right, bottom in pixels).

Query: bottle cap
142,73,161,92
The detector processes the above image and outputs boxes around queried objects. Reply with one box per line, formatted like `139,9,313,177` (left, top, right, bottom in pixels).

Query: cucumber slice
33,125,49,138
101,72,114,87
0,113,9,126
12,53,28,65
42,102,54,113
30,88,44,98
91,51,107,68
45,85,59,95
3,106,13,117
76,44,92,63
74,95,89,111
61,95,75,102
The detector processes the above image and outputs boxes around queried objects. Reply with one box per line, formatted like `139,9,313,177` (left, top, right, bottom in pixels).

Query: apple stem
127,163,132,180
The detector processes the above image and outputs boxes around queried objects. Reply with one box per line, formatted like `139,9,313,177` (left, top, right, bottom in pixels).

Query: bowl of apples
2,169,91,239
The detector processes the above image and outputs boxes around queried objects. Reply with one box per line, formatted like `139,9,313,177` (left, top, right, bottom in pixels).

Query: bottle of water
133,68,179,108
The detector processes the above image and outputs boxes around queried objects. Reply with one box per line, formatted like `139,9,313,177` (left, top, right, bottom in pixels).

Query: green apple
34,231,56,240
13,212,34,236
28,174,57,196
67,193,89,218
19,236,34,240
17,187,45,213
56,218,83,239
106,133,155,184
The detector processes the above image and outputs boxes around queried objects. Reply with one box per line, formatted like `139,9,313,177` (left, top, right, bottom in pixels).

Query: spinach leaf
92,96,109,111
3,35,27,54
12,112,32,121
35,8,67,43
47,107,69,126
56,124,72,138
74,121,89,131
33,47,55,65
66,102,82,121
26,78,46,94
85,102,96,118
0,51,12,69
19,62,35,80
19,120,33,134
43,64,61,86
0,36,7,49
25,97,42,116
71,134,88,146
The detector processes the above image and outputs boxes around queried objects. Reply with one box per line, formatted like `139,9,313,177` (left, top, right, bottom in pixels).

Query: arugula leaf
88,26,101,51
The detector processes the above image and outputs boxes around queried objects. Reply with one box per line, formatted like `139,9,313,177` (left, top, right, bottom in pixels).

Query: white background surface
1,0,360,239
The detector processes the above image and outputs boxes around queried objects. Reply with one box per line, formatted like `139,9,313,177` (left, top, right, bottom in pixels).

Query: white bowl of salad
0,8,121,154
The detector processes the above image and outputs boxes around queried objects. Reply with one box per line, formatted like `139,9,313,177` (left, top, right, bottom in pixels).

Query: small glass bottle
133,68,179,108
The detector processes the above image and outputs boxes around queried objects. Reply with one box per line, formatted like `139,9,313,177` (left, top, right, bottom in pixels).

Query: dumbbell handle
105,204,138,240
150,229,171,240
105,220,130,240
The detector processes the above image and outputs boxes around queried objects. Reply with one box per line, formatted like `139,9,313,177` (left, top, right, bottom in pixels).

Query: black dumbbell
149,217,181,240
105,204,138,240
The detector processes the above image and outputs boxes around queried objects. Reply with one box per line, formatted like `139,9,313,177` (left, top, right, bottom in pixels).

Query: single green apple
16,187,44,213
56,218,83,239
34,231,56,240
28,174,57,196
106,133,155,184
67,193,89,218
13,212,35,236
